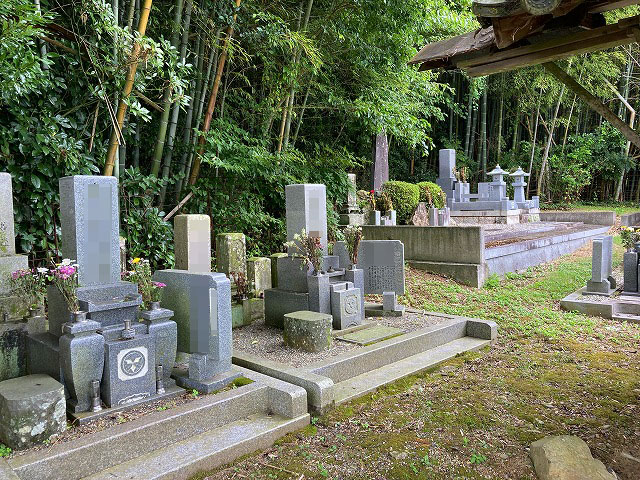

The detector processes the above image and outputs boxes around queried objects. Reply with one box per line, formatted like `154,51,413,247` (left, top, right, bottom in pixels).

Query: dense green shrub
381,181,419,224
416,181,445,208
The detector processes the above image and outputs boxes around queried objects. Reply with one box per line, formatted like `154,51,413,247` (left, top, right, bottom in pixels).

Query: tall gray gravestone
371,133,389,192
436,149,457,200
286,184,328,255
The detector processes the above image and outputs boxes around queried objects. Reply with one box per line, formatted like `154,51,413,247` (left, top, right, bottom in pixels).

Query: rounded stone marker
0,374,66,450
283,311,332,352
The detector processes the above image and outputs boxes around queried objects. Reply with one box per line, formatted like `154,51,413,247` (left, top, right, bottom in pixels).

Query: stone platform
363,222,610,287
233,311,496,413
1,368,308,480
561,288,640,324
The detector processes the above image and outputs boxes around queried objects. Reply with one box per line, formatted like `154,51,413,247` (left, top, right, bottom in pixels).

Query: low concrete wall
361,225,486,287
361,226,484,264
621,212,640,227
539,210,615,226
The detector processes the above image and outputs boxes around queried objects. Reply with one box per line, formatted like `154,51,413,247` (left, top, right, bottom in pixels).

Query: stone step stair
5,369,309,480
84,413,308,480
611,313,640,324
332,336,490,405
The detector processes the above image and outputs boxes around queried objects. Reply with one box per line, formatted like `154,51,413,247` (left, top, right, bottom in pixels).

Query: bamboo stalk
188,0,242,186
103,0,153,177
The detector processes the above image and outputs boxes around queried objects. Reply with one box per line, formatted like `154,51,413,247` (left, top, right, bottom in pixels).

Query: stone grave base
450,209,522,224
364,301,404,317
172,367,242,394
234,311,497,413
561,287,640,324
1,367,309,480
71,381,183,425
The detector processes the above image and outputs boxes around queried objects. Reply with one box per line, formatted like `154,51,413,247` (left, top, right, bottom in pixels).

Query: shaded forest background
1,0,639,268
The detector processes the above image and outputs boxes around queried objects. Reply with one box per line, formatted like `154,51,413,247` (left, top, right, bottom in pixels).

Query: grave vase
307,273,331,314
140,306,177,385
343,267,365,322
59,319,105,412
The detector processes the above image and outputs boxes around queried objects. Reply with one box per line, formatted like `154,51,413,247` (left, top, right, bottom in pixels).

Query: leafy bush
120,168,175,271
416,181,445,208
381,181,419,224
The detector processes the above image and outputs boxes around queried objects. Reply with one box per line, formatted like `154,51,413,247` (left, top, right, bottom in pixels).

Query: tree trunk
496,77,504,163
291,81,311,148
527,87,542,197
480,87,488,177
104,0,153,176
463,80,474,158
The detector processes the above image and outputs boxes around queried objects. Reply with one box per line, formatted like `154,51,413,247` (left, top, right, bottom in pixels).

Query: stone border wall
621,212,640,227
539,210,615,226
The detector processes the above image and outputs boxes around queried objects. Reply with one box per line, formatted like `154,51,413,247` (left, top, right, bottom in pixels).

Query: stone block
529,435,616,480
277,256,310,293
623,251,638,293
438,149,456,179
283,311,332,352
359,240,405,295
0,323,27,382
215,233,246,276
264,289,309,329
330,282,362,330
0,173,17,256
322,255,340,272
59,176,120,286
102,335,156,408
367,210,381,225
247,257,271,296
286,184,328,255
343,267,365,322
410,202,428,226
174,214,211,273
140,307,177,385
307,273,331,314
269,253,288,288
339,212,365,226
0,374,66,450
465,319,497,341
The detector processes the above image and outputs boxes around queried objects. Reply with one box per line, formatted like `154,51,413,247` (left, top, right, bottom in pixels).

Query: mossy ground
200,236,640,480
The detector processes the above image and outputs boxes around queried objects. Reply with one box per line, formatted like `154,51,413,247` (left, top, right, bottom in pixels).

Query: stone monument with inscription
334,239,405,316
371,133,389,192
28,176,179,421
339,174,365,226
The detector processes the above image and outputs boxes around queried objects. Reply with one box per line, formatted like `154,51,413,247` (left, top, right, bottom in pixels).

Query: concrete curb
234,316,497,413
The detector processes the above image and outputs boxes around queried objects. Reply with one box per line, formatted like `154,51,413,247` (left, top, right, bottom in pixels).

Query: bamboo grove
1,0,639,265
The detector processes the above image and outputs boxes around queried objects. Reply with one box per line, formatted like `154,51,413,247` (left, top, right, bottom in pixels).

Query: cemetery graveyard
0,162,638,479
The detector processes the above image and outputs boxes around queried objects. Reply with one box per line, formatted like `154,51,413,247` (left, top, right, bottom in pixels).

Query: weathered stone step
333,336,490,405
83,412,309,480
612,313,640,324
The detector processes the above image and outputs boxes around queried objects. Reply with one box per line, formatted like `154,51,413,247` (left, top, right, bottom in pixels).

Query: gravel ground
232,310,451,368
581,267,624,302
482,222,560,235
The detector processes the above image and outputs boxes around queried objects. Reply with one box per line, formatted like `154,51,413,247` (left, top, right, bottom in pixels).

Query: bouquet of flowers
151,281,166,303
126,257,153,309
10,267,48,309
344,225,363,267
285,229,323,274
50,259,80,313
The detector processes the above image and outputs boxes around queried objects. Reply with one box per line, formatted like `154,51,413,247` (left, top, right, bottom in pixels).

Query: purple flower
152,282,167,288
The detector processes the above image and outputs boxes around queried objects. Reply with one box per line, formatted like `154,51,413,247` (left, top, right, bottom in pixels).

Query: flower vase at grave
140,305,177,387
71,311,87,323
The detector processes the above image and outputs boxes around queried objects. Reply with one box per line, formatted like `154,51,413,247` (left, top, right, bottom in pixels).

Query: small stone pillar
216,233,246,276
141,306,177,385
269,253,288,289
509,167,530,206
247,257,272,296
307,273,330,314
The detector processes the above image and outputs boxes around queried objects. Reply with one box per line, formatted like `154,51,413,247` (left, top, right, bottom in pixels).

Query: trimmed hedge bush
382,181,420,224
416,181,446,208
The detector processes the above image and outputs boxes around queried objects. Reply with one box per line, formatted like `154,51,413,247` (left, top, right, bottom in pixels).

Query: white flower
37,267,48,274
61,258,74,266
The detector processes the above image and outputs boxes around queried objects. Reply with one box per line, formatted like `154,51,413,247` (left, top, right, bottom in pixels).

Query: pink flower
152,282,167,288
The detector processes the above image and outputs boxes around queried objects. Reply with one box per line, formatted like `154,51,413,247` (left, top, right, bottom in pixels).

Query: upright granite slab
152,270,238,392
286,184,328,255
216,233,246,277
371,133,389,192
174,214,211,273
584,236,616,295
247,257,271,296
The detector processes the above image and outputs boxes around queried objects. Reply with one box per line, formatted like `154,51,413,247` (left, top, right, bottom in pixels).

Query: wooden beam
463,27,636,76
459,14,640,70
543,61,640,149
589,0,640,14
